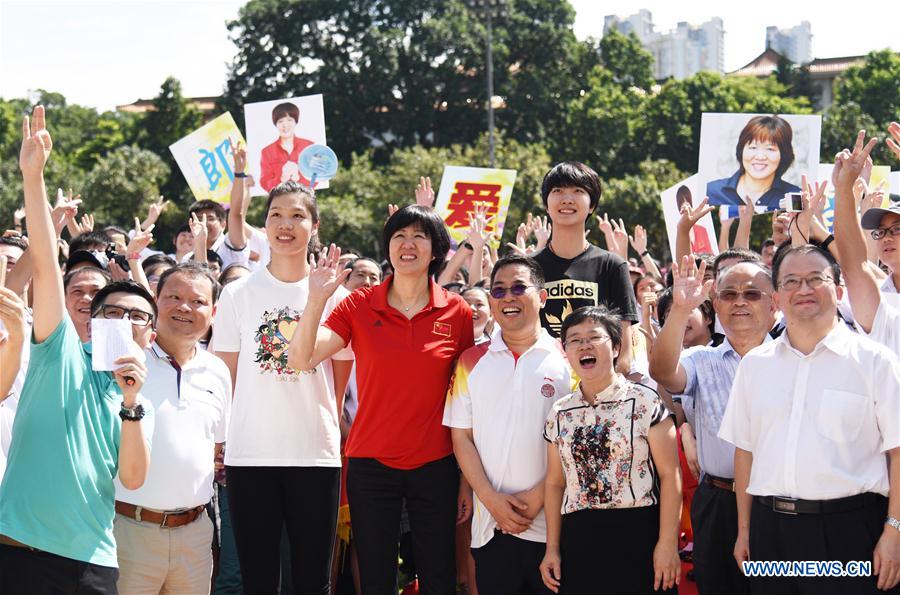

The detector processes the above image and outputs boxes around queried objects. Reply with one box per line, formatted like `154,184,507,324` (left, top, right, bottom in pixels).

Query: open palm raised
671,255,712,310
308,243,350,301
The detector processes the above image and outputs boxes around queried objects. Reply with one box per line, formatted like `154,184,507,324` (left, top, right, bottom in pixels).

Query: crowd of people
0,106,898,595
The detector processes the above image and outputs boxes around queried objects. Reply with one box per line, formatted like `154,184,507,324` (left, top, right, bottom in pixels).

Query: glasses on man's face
97,304,154,327
564,335,611,350
716,288,768,302
489,283,535,299
871,223,900,241
778,274,833,291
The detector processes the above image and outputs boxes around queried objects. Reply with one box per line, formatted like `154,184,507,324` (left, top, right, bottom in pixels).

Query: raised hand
611,217,628,251
387,203,399,218
677,196,714,233
887,122,900,160
466,203,490,250
69,212,95,236
629,224,648,256
532,215,552,251
832,130,879,191
143,196,170,230
671,255,712,312
308,243,350,301
229,137,247,173
19,105,52,176
796,174,828,240
189,212,208,253
13,206,25,227
414,176,435,208
127,217,154,255
597,212,613,236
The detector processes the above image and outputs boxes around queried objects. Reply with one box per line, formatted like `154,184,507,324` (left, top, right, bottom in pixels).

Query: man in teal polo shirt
0,106,155,594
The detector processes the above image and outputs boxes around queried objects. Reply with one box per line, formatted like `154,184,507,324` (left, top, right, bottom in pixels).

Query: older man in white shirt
719,245,900,594
114,263,231,594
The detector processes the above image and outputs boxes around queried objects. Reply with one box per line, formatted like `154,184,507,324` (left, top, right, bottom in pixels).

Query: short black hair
761,239,776,251
188,200,227,222
142,254,176,275
204,250,224,268
156,262,222,305
461,285,489,301
771,244,841,288
346,257,383,276
102,226,128,240
69,231,111,254
90,280,158,322
540,161,602,212
219,263,251,285
490,254,545,288
63,266,111,291
560,305,622,365
382,205,450,279
712,248,761,278
0,236,28,252
656,287,716,338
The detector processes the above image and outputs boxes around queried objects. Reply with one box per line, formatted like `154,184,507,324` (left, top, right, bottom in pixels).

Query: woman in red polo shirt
290,205,474,595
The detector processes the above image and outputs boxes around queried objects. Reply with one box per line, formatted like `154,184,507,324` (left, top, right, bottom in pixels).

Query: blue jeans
215,483,243,594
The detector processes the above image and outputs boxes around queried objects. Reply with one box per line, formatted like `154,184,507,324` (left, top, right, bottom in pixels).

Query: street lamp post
466,0,506,168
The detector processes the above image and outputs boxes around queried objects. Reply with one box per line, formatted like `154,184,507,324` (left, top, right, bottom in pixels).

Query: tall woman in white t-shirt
213,180,353,594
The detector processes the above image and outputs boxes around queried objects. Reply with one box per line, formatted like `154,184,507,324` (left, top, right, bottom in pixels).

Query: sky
0,0,897,112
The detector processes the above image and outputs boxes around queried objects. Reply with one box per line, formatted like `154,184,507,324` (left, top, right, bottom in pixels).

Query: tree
831,49,900,164
633,72,813,174
773,55,820,107
599,28,654,91
221,0,599,162
136,77,204,202
81,146,170,228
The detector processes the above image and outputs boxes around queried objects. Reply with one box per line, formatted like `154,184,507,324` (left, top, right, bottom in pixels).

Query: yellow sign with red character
434,166,517,249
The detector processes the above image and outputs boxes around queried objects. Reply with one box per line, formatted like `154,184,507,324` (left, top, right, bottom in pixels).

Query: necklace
401,296,426,312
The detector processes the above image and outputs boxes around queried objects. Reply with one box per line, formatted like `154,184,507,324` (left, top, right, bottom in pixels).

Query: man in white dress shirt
114,262,231,593
719,244,900,594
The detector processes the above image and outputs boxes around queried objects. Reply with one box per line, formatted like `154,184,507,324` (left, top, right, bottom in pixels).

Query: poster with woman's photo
660,175,718,258
698,113,821,213
244,94,327,196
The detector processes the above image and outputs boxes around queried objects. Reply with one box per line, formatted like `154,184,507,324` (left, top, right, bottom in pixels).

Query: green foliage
81,146,170,228
599,28,654,91
832,49,900,164
0,7,895,264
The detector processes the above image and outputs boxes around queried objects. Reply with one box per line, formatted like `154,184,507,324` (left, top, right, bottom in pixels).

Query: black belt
703,473,734,492
755,493,879,515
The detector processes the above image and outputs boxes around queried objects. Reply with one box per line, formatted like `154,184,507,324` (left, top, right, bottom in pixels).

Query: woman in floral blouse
540,306,682,594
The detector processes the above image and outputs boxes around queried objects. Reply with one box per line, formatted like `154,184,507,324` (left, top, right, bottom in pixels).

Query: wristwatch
119,402,145,422
234,172,248,178
887,517,900,533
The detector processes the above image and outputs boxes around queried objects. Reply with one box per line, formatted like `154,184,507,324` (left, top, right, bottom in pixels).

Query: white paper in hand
91,318,144,372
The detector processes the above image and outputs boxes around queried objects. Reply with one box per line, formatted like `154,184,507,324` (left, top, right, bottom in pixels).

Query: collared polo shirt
719,322,900,500
673,335,771,479
0,317,153,567
325,276,474,469
443,328,571,548
115,342,231,510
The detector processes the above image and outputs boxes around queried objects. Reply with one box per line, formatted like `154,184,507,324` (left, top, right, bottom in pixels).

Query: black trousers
559,506,678,595
347,455,458,595
471,531,553,595
226,465,340,595
749,493,900,595
0,544,119,594
691,481,750,595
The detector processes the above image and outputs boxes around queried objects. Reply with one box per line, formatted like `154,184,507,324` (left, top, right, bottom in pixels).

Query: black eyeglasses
871,223,900,241
489,284,536,299
716,289,768,302
96,304,155,327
